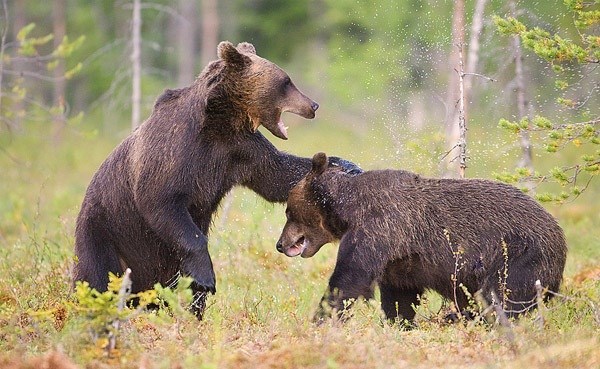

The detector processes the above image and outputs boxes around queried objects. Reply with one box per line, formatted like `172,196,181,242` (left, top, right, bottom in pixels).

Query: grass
0,117,599,369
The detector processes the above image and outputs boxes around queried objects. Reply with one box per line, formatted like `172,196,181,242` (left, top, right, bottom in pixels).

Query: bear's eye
283,77,292,87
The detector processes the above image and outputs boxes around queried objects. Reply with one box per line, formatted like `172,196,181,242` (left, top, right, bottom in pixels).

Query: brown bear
73,42,360,318
276,152,567,324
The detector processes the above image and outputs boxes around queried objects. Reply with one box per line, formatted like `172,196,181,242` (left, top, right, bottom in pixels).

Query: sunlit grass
1,118,599,368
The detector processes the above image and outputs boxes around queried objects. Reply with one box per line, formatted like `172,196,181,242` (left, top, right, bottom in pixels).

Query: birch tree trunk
177,0,197,87
200,0,219,68
0,0,8,131
7,0,25,130
509,0,533,172
443,0,465,177
52,0,66,139
131,0,141,131
465,0,487,112
457,43,467,178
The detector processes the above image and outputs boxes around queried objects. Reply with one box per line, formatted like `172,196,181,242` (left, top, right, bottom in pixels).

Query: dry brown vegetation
1,123,599,369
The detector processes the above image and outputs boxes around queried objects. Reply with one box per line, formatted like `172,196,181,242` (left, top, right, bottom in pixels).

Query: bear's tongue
285,236,305,257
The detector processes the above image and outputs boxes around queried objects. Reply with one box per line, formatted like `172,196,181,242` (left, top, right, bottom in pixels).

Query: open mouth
284,236,306,257
263,116,288,140
275,118,288,140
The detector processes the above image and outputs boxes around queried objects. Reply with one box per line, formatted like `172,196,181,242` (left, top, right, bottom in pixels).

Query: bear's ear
217,41,251,67
311,152,328,176
236,42,256,55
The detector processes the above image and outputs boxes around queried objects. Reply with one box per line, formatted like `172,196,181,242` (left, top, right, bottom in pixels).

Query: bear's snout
311,101,319,112
276,240,284,253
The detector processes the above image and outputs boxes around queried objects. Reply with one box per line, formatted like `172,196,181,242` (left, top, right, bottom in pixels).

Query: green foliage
70,273,201,348
1,23,84,130
319,0,452,103
72,274,157,337
495,1,600,203
1,118,599,368
16,23,54,56
232,1,315,63
52,34,86,59
152,277,196,318
497,114,600,202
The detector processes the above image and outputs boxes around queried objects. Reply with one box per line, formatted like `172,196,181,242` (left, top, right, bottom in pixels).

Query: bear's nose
311,102,319,111
276,241,284,253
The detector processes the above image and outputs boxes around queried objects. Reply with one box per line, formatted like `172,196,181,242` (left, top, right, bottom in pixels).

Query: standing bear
276,153,567,323
73,42,359,317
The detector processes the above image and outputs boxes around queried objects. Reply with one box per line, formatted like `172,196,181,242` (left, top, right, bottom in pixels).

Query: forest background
1,1,599,368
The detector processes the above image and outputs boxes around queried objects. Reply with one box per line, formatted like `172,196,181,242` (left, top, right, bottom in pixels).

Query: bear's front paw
328,156,363,175
191,278,217,295
181,259,216,295
312,298,334,325
189,275,216,295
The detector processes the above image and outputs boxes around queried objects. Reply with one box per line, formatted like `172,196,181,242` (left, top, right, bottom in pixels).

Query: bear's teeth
276,119,288,139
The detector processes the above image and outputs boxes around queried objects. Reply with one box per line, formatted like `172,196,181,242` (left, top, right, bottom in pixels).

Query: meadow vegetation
1,1,599,367
0,114,599,368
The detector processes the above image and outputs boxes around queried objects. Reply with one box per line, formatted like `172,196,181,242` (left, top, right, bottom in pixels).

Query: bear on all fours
277,152,567,324
73,42,360,318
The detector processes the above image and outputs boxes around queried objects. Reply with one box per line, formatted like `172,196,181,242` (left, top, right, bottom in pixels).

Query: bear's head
214,41,319,140
276,152,338,258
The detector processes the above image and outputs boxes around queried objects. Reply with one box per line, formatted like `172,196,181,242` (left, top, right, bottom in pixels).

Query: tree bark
200,0,219,68
177,0,197,87
443,0,465,177
457,43,467,178
4,0,25,131
131,0,141,130
464,0,487,112
52,0,67,139
0,0,9,131
509,0,533,172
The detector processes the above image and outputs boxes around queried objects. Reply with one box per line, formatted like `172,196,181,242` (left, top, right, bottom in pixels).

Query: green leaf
535,192,555,202
555,80,569,90
65,63,83,79
16,23,36,41
494,16,527,35
532,115,553,129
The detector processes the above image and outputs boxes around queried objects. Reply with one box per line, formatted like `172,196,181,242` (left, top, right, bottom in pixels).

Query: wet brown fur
73,42,325,317
278,153,567,323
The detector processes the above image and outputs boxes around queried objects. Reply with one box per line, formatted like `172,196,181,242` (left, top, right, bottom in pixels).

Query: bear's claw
328,156,363,175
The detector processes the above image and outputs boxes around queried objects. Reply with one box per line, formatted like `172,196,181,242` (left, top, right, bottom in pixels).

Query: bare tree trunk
131,0,141,130
443,0,465,177
457,44,467,178
200,0,219,67
177,0,197,87
0,0,9,131
4,0,25,131
464,0,487,110
52,0,67,140
509,0,533,173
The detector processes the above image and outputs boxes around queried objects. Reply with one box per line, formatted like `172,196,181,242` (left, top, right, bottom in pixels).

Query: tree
507,0,533,174
177,0,197,87
495,0,600,202
131,0,141,130
0,1,83,135
442,0,466,177
52,0,67,138
200,0,219,68
443,0,490,178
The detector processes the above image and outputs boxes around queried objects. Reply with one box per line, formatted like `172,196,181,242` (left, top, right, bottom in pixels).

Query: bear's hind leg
379,281,423,323
73,227,123,292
